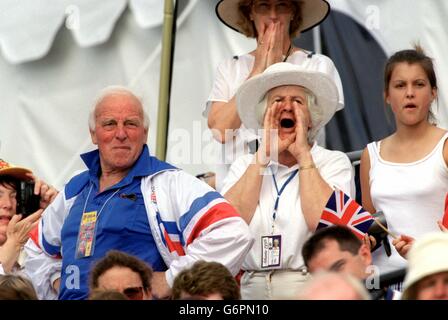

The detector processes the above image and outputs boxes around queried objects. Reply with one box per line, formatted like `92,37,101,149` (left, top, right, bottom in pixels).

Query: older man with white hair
222,62,355,299
26,86,252,300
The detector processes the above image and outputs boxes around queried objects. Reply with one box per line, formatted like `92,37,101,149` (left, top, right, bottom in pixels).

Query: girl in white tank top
360,47,448,277
366,133,448,274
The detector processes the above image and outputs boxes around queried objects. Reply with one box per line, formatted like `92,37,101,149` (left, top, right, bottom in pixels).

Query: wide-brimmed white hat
0,159,33,181
402,232,448,299
236,62,339,137
216,0,330,36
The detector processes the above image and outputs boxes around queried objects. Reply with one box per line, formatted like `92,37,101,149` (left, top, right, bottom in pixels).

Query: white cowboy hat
236,62,339,138
402,232,448,299
216,0,330,36
0,159,33,181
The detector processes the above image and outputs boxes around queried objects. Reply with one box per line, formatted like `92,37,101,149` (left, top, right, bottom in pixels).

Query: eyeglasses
252,0,293,15
122,286,144,300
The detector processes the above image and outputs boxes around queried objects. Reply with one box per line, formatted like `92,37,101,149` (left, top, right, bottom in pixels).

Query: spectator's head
402,233,448,300
302,226,372,280
89,289,129,300
90,250,153,300
172,261,240,300
383,45,437,124
296,271,370,300
236,62,339,145
89,86,149,175
216,0,330,39
0,159,33,245
0,274,38,300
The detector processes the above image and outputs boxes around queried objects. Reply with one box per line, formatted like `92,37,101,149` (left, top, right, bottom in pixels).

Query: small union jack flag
317,188,374,240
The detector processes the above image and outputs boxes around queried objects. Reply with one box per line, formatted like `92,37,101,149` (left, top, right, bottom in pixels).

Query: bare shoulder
429,125,447,137
382,127,446,162
360,146,370,163
359,147,372,175
378,133,400,159
378,134,394,148
427,126,447,151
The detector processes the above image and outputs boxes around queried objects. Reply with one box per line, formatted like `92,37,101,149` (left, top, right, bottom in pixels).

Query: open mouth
404,103,417,109
280,118,295,128
0,215,12,225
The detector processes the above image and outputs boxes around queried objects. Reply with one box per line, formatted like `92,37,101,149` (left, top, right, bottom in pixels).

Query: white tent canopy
1,0,447,189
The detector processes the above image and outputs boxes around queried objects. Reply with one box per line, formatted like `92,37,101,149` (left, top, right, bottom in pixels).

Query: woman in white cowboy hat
221,62,354,300
206,0,344,191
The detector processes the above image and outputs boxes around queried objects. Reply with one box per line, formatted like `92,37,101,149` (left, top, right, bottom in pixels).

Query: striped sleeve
160,171,253,286
179,191,241,245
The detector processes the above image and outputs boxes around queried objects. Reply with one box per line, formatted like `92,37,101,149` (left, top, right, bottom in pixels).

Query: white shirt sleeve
317,149,355,198
203,58,234,117
23,238,61,300
204,55,255,118
220,154,253,195
0,263,4,275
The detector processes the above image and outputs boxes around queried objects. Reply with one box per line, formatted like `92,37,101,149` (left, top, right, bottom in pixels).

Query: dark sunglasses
123,286,144,300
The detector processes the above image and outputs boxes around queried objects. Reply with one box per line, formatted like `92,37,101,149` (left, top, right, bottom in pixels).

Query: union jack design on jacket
317,188,374,240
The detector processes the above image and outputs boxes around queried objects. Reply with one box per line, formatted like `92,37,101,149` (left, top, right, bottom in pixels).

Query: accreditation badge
75,211,97,259
261,235,281,268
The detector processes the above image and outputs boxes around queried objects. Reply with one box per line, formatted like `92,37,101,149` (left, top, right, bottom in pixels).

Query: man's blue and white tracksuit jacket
26,145,252,299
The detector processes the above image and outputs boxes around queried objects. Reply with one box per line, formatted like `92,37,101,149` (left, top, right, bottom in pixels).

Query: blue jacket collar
80,144,177,189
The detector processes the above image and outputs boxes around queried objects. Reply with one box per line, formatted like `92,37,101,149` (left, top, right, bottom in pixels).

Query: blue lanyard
270,168,298,227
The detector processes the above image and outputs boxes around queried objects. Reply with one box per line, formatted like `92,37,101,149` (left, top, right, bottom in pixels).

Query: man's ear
144,127,149,142
358,244,372,267
90,129,98,145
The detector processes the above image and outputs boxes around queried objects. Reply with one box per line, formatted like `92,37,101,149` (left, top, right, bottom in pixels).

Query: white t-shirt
206,50,345,191
221,143,355,271
367,132,448,275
